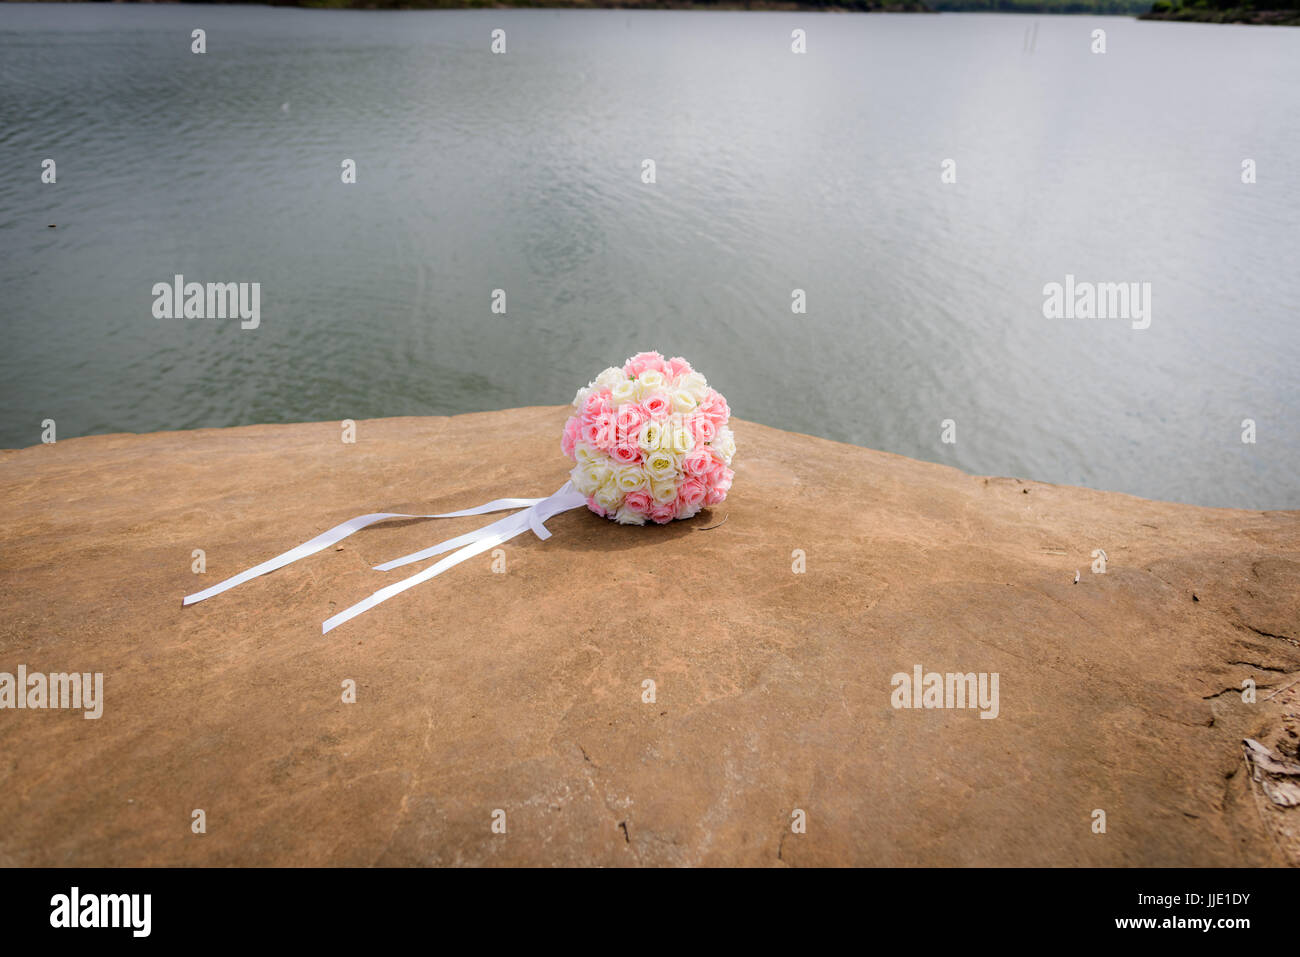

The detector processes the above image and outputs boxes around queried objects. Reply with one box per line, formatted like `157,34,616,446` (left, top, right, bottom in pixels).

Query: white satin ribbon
182,482,587,634
322,484,587,634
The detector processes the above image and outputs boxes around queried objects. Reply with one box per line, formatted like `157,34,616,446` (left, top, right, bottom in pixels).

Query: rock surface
1,407,1298,866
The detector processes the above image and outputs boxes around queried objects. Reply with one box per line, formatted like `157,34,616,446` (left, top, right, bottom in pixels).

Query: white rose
665,420,694,455
639,421,665,452
649,478,678,503
614,465,648,493
670,389,697,413
713,426,736,464
594,484,622,513
610,379,636,405
570,464,598,496
573,386,592,409
593,367,625,390
645,449,677,482
635,369,666,397
613,505,646,526
678,372,708,401
581,460,612,491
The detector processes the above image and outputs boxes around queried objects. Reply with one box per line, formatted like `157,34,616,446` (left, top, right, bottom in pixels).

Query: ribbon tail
184,512,419,606
375,482,584,569
411,496,546,518
373,509,536,571
183,496,547,606
322,517,527,635
323,483,587,635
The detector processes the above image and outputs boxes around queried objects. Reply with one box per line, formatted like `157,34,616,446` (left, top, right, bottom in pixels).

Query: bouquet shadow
540,507,714,552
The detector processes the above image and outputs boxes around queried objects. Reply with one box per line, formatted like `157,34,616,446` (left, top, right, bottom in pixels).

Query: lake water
1,4,1297,508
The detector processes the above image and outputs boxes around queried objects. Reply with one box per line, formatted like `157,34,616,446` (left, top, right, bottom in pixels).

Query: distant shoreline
3,0,934,10
5,1,1299,27
0,0,1140,14
1138,4,1300,22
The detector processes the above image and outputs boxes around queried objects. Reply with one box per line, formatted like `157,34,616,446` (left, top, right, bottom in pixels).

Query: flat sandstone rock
1,407,1298,866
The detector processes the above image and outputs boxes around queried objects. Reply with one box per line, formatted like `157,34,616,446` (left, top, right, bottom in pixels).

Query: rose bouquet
186,351,734,632
561,351,736,524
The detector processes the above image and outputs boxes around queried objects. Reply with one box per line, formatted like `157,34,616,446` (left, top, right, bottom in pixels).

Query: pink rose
702,466,732,506
614,403,648,442
610,442,641,465
641,391,672,420
624,490,653,513
665,356,693,380
648,502,677,525
682,447,713,477
675,498,702,521
698,389,730,427
677,477,706,508
623,351,667,378
686,412,717,444
586,496,607,518
561,416,582,459
582,390,614,420
581,412,617,450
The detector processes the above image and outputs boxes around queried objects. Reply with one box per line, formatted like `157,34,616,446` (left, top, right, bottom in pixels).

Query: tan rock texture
1,406,1298,866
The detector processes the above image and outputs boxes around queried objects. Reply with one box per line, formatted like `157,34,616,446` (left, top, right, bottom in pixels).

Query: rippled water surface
1,5,1297,507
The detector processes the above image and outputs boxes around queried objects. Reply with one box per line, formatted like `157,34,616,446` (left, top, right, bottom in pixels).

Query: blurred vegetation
934,0,1295,14
285,0,935,10
26,0,1300,21
931,0,1149,11
1139,0,1300,22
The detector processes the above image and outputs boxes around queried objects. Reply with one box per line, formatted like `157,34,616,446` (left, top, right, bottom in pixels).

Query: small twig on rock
1263,675,1300,701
